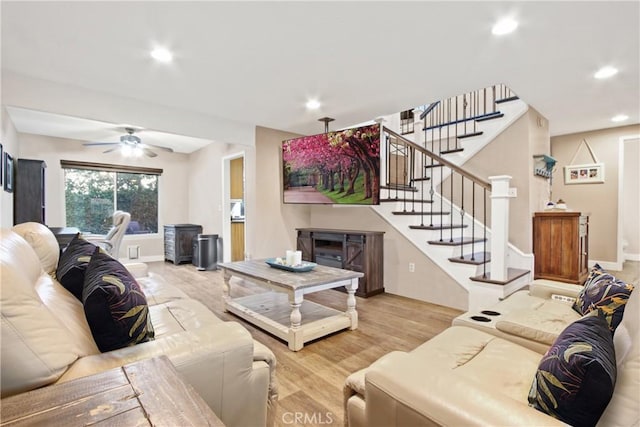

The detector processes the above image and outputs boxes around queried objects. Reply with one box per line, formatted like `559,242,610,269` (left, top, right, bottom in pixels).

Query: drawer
315,254,343,269
313,232,344,242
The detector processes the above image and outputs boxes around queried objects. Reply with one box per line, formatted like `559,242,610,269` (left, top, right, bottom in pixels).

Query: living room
1,2,639,426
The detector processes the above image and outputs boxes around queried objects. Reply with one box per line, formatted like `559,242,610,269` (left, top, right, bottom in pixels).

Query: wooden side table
0,356,224,426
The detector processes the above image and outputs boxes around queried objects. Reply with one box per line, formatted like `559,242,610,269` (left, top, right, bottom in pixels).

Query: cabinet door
297,231,313,261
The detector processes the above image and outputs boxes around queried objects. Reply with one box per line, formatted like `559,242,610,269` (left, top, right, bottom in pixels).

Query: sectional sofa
345,275,638,426
1,222,277,427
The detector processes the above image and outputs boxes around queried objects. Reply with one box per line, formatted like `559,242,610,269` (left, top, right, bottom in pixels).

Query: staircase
373,84,534,311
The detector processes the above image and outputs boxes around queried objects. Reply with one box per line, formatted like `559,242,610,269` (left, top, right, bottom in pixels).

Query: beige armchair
85,211,130,258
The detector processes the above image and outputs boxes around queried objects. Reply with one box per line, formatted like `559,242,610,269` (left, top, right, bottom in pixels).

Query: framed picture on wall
4,152,14,193
564,163,605,184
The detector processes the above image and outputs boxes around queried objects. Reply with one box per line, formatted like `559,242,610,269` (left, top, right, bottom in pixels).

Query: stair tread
409,224,468,230
380,198,434,204
440,148,464,155
476,112,504,122
381,184,418,192
495,96,519,104
448,252,490,265
470,268,529,285
410,177,431,182
428,237,487,246
457,131,483,139
392,211,450,216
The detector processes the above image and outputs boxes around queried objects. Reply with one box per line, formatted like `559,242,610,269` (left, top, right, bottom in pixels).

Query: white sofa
1,223,277,427
345,283,638,426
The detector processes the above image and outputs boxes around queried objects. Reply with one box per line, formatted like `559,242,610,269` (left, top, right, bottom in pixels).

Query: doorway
619,135,640,263
222,153,246,263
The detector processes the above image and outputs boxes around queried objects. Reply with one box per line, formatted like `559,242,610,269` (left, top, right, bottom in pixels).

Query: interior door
230,157,244,261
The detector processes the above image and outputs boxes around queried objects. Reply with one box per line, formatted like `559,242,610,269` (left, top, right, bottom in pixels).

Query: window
62,160,162,235
400,109,415,135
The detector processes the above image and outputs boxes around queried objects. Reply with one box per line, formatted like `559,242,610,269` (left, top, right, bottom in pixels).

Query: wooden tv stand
296,228,384,297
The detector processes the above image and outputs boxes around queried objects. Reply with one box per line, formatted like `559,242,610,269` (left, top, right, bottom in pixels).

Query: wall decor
4,152,14,192
282,123,381,205
564,163,605,184
563,139,605,184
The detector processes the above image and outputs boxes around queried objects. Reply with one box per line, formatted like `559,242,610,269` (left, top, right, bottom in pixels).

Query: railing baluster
459,177,464,259
483,187,488,279
471,184,476,261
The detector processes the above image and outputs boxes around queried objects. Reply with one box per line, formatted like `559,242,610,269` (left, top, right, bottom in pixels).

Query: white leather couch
345,284,639,426
1,223,277,427
452,279,583,353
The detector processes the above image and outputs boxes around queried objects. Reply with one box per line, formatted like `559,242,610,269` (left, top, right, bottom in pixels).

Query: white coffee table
220,259,363,351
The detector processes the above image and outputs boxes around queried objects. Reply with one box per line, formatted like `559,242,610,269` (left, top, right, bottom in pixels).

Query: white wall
622,137,640,260
0,108,19,228
18,133,191,260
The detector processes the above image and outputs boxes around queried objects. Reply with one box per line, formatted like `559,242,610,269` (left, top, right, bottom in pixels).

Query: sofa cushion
495,300,581,345
56,233,97,300
83,247,154,352
528,313,616,427
572,263,635,332
0,229,79,397
12,222,60,276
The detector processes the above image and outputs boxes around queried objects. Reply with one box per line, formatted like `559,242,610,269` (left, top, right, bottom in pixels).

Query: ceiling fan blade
142,147,158,158
103,147,120,154
83,142,120,147
141,143,174,153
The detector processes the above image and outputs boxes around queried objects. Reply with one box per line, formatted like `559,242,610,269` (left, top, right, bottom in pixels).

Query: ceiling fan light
133,146,144,157
121,145,132,156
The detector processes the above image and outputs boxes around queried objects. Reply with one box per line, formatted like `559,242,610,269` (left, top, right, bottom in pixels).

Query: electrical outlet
409,262,415,273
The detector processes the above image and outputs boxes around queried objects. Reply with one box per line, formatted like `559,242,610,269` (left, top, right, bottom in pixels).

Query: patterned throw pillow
83,247,154,352
528,314,616,427
56,233,98,300
572,263,635,332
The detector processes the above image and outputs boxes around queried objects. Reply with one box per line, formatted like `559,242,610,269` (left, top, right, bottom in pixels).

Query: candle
293,250,302,266
285,250,294,266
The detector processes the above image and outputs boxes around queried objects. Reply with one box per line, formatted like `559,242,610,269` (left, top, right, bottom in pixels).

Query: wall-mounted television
282,123,380,205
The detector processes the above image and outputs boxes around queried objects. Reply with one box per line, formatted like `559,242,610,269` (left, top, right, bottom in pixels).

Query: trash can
193,234,218,271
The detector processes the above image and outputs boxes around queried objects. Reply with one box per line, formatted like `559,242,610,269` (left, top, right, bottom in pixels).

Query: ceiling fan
83,127,174,158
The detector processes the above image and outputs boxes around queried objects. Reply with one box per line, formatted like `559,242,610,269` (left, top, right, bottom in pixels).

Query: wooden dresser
296,228,384,297
164,224,202,265
533,211,589,285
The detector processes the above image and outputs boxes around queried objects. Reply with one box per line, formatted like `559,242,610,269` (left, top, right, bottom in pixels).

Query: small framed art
4,152,14,192
564,163,605,185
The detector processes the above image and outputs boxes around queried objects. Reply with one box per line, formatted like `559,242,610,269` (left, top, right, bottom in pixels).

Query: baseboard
589,259,623,271
624,253,640,262
121,255,165,263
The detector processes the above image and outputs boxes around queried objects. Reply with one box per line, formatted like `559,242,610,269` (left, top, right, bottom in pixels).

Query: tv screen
282,123,380,205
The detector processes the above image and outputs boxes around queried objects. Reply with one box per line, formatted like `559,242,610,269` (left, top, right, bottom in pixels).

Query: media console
296,228,384,298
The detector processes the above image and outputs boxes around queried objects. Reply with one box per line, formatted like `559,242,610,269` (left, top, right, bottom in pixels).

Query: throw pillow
83,247,154,352
56,233,98,300
528,314,616,427
572,263,635,332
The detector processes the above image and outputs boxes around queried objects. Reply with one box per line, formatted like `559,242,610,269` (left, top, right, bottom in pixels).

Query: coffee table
220,259,363,351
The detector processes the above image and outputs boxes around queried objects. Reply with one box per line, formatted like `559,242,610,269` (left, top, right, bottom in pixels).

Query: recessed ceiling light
306,99,321,110
150,47,173,63
492,18,518,36
594,66,618,79
611,114,629,122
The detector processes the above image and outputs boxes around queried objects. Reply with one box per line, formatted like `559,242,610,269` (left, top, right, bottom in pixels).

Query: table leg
222,269,231,312
345,278,359,330
288,292,304,351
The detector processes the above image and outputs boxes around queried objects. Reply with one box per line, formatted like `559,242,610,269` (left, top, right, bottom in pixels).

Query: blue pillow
83,247,154,352
56,233,97,300
573,263,635,332
528,314,616,427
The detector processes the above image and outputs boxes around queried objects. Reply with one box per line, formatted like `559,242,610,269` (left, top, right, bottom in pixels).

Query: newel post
489,175,512,281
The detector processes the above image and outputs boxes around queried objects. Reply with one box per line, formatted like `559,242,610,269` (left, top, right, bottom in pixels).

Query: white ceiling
2,1,639,154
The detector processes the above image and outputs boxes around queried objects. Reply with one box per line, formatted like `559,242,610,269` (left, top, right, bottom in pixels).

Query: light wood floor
147,260,639,427
146,261,462,427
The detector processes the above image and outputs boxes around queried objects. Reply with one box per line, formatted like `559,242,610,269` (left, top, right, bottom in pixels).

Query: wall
0,108,19,228
622,138,640,260
251,126,311,258
460,107,550,253
551,124,640,267
17,133,191,260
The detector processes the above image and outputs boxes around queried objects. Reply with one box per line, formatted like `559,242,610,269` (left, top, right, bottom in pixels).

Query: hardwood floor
146,261,462,427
